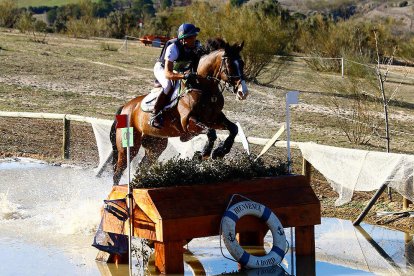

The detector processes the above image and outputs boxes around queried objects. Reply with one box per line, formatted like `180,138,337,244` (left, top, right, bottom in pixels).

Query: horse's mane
204,37,227,54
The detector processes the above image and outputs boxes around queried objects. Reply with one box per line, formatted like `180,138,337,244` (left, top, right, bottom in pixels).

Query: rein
202,56,243,94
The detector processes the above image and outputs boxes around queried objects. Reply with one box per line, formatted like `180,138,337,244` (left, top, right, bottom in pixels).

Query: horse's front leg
211,113,238,159
185,116,217,159
201,128,217,159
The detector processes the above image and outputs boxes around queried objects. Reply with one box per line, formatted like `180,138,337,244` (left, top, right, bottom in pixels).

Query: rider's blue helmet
177,23,200,40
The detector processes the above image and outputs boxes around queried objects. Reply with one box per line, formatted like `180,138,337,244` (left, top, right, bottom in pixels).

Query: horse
110,38,249,185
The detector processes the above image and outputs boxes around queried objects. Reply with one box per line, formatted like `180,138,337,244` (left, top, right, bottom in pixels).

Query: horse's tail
110,106,123,169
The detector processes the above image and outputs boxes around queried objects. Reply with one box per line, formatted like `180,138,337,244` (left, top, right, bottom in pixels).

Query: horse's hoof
193,151,203,161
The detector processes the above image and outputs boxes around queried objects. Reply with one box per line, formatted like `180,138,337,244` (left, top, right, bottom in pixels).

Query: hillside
278,0,414,32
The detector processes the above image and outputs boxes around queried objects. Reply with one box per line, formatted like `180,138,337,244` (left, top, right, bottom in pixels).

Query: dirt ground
1,29,414,234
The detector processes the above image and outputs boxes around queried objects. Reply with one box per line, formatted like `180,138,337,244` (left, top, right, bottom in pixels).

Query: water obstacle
96,175,321,274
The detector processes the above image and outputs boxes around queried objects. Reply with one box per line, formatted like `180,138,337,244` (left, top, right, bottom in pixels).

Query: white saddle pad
140,81,181,112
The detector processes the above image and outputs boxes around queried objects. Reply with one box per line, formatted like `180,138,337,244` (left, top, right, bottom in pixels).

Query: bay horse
110,38,249,185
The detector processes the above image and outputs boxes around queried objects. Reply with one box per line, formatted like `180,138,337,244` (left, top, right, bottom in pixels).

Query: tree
181,2,291,83
95,0,114,17
160,0,172,10
230,0,248,7
132,0,155,18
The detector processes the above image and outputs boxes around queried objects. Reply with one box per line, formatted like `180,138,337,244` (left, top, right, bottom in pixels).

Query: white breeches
154,62,173,95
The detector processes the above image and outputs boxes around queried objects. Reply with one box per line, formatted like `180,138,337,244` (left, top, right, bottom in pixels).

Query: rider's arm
164,60,185,80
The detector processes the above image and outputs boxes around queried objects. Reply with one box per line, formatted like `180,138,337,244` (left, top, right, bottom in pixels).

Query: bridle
204,52,244,94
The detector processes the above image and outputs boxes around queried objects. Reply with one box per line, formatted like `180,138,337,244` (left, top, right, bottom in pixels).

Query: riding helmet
177,23,200,39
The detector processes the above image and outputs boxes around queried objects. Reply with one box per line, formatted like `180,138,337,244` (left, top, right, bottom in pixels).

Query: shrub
0,0,20,28
100,42,118,51
296,16,401,72
399,1,408,7
131,154,288,189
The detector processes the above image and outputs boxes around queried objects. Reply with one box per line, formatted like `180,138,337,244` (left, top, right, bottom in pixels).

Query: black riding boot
149,92,169,129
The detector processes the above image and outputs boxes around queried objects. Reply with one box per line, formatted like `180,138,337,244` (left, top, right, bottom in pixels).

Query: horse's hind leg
113,149,126,185
212,114,238,159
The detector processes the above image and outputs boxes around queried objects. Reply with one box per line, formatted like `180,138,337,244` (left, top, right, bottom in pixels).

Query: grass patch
15,0,98,8
131,154,288,189
100,43,118,52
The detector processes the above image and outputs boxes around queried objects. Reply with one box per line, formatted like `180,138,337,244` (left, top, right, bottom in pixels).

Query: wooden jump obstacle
97,175,321,274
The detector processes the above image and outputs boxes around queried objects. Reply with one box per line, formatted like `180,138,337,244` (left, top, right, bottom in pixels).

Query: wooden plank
159,203,320,241
140,176,318,220
154,241,184,274
256,124,285,159
108,176,320,242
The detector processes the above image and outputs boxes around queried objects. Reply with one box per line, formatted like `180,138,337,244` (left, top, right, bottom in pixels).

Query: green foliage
15,11,48,43
399,37,414,61
0,0,20,28
16,11,35,33
131,0,156,18
180,2,292,82
296,15,402,72
399,1,408,7
131,154,288,189
159,0,172,10
326,75,380,145
230,0,248,7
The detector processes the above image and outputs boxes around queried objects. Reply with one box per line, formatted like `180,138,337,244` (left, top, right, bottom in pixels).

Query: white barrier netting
90,120,414,205
90,119,209,175
298,142,414,206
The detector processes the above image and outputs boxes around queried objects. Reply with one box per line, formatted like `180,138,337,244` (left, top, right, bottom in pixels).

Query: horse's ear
224,43,231,56
238,41,244,51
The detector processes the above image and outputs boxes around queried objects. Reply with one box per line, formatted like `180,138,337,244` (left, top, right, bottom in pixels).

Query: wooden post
237,230,266,247
302,158,312,184
154,241,184,274
62,116,70,159
403,198,412,210
295,226,316,276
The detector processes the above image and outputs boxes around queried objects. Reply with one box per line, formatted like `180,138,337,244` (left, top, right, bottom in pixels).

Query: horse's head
221,42,249,100
198,38,249,100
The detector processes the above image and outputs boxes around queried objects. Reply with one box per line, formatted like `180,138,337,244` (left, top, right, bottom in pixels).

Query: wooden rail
0,111,112,159
0,111,299,159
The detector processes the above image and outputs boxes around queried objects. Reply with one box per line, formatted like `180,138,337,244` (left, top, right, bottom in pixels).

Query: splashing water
0,192,27,220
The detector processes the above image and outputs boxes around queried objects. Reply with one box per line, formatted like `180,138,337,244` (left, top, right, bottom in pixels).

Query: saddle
140,81,182,113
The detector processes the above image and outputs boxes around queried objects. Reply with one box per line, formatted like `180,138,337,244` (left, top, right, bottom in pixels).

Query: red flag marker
116,114,128,129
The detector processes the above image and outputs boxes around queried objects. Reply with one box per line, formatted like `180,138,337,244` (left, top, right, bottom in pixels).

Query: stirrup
149,112,163,129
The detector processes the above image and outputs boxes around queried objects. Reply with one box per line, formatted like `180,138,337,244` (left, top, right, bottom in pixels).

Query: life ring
221,200,287,269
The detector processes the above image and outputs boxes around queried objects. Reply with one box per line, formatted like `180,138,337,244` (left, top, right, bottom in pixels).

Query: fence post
403,198,412,210
302,158,312,184
63,115,70,159
125,36,128,52
341,57,344,78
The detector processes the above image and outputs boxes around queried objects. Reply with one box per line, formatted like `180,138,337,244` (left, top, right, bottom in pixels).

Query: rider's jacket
158,38,203,73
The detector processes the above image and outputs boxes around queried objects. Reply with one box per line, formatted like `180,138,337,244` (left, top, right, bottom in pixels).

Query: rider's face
182,35,197,48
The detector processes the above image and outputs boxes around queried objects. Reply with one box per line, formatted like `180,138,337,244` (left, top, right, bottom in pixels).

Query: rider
150,23,204,129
